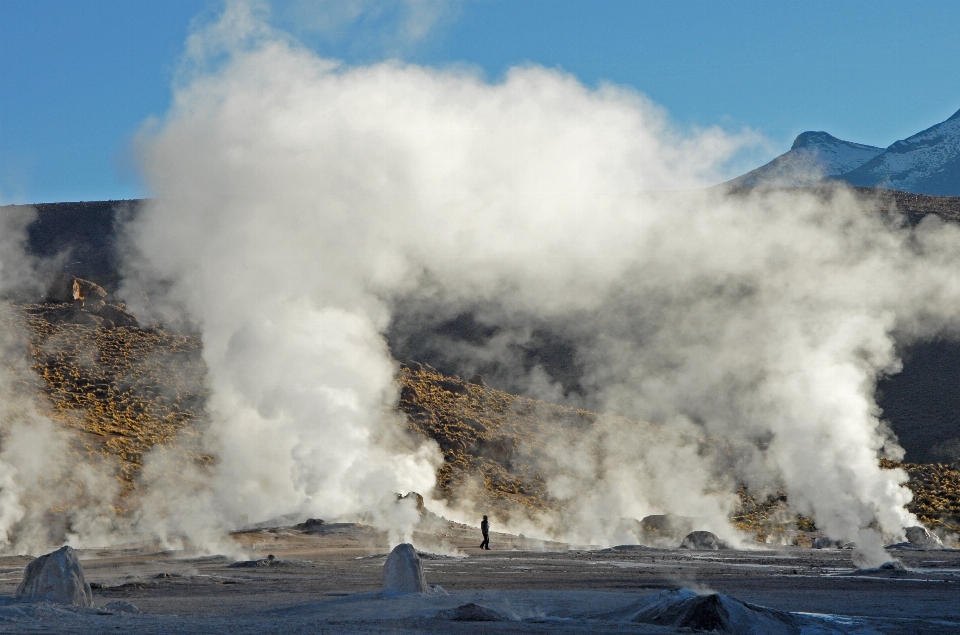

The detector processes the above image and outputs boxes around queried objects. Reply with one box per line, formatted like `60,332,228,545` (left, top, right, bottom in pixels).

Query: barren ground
0,519,957,634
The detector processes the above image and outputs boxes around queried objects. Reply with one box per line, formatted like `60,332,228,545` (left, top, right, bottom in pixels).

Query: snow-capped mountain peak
723,106,960,195
724,131,884,189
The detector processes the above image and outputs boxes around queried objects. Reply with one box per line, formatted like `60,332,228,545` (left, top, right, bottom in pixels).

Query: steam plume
98,4,960,563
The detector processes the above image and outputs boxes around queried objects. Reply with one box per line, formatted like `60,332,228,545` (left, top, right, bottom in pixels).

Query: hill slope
8,195,960,465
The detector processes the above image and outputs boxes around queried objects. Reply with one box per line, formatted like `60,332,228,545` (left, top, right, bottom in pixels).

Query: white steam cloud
0,4,951,565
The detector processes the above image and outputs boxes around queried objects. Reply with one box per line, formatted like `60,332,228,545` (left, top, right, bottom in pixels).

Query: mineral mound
16,545,92,607
629,588,798,635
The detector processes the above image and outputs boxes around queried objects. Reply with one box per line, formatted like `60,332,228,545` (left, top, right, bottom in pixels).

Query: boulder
73,310,104,328
98,303,139,328
436,602,508,621
630,589,798,635
382,543,428,594
468,374,486,387
679,530,729,550
15,546,93,607
70,277,140,328
905,526,943,548
104,601,140,614
72,277,107,303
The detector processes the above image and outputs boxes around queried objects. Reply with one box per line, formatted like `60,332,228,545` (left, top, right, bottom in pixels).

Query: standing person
479,515,490,550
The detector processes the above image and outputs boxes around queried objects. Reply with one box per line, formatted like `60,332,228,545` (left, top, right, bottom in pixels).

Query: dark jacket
481,519,489,535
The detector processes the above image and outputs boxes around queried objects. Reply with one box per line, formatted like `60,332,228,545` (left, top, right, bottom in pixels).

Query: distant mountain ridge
842,108,960,196
725,107,960,195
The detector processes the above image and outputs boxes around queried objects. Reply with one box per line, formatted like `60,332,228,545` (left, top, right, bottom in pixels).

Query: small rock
104,601,140,614
74,310,103,327
98,303,139,328
16,546,93,607
436,602,508,621
679,531,729,550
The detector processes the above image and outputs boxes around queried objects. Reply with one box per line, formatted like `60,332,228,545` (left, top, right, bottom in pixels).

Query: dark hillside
2,200,140,294
877,341,960,464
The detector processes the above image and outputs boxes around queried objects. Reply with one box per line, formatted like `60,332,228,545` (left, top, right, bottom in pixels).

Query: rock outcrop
679,530,729,550
71,277,139,328
15,546,93,607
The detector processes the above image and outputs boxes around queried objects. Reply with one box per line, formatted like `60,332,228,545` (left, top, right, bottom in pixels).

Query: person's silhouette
479,515,490,550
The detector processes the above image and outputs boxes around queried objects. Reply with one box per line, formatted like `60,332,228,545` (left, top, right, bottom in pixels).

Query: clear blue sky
1,0,958,204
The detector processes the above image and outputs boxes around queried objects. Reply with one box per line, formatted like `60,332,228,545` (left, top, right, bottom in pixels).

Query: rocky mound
629,589,799,635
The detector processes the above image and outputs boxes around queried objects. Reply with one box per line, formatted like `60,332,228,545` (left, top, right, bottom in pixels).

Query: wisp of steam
4,5,960,565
